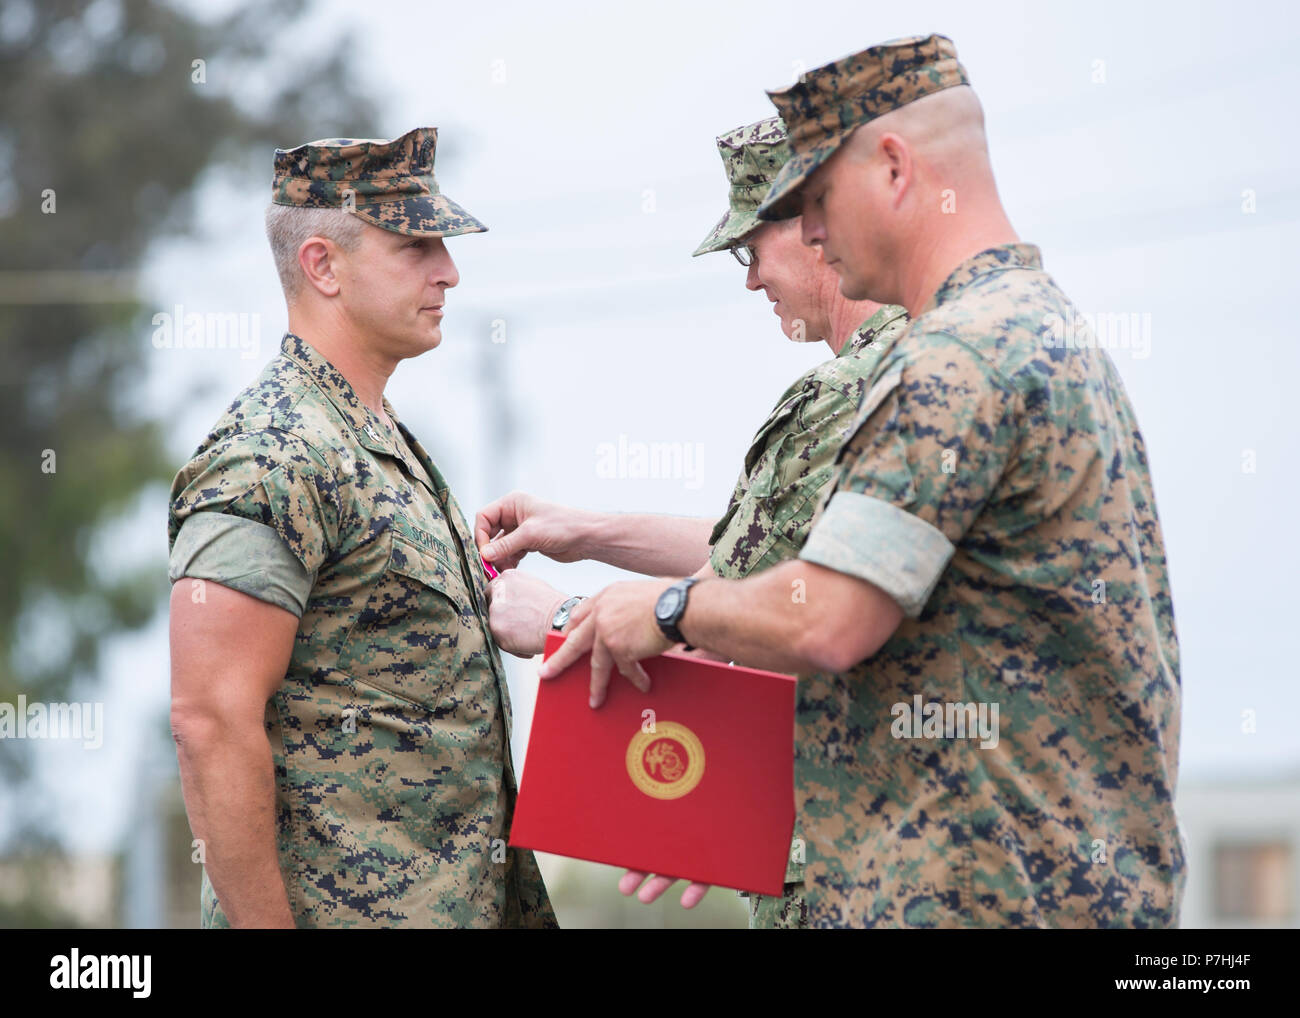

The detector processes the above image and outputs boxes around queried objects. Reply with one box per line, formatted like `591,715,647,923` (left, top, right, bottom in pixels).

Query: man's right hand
475,490,594,570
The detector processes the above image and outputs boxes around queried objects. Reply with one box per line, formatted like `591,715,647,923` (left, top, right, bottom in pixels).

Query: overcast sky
27,0,1300,854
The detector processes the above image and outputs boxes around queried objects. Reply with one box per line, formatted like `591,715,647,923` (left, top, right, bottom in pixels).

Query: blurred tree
0,0,375,856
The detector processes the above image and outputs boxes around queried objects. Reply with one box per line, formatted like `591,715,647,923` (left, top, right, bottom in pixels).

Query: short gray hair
264,203,367,301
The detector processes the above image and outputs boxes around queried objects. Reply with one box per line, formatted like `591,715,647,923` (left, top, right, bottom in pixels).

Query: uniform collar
281,333,455,496
838,303,909,358
280,332,399,458
920,243,1043,316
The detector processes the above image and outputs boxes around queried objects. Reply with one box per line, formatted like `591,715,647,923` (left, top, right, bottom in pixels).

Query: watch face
553,597,578,628
656,588,682,622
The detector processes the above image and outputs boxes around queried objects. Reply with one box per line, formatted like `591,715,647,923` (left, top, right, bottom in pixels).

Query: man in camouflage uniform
542,35,1186,927
167,128,556,928
477,116,907,928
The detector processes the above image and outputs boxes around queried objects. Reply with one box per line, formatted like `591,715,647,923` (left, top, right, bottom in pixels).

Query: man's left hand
486,569,569,658
538,580,675,708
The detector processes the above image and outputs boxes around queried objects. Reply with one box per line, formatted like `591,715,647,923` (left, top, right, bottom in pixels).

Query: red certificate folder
508,631,796,896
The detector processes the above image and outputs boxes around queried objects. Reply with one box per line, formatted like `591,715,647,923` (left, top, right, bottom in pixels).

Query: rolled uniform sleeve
800,334,1022,617
167,429,340,616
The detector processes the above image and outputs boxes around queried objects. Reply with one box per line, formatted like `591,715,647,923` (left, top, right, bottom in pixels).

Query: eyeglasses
730,244,758,268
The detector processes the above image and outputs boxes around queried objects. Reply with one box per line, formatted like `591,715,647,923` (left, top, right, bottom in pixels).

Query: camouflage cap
757,34,969,222
692,116,791,257
271,127,486,237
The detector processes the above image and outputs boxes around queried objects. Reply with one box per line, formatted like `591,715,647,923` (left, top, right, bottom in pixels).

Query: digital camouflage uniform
167,129,556,928
710,305,907,928
694,116,908,928
756,37,1185,927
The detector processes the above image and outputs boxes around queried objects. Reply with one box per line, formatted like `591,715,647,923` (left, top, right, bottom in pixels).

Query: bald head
843,84,991,177
796,84,1017,313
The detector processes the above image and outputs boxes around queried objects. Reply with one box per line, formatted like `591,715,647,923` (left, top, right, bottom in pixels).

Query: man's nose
432,247,459,289
745,260,762,292
801,211,825,249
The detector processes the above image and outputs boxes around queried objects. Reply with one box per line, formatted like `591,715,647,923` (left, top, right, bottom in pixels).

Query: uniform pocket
711,476,786,577
746,432,792,500
337,532,479,711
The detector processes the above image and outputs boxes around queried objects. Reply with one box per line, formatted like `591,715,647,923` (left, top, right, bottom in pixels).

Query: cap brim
755,143,839,222
691,207,764,257
353,192,487,237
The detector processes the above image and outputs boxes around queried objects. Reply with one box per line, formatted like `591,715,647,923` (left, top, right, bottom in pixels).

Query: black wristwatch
655,577,700,646
551,595,584,631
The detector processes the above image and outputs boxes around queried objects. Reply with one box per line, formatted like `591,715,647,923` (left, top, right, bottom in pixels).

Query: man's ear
877,133,913,209
297,236,342,298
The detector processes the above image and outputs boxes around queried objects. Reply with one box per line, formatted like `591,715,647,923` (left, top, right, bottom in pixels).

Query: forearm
674,559,900,675
172,718,295,928
579,513,716,576
674,562,821,673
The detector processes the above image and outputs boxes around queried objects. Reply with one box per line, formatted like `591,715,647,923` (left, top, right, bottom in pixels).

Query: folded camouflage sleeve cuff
798,491,955,618
168,511,315,617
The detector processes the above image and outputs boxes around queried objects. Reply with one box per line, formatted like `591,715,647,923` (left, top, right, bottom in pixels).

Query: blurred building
0,853,117,927
1176,773,1299,928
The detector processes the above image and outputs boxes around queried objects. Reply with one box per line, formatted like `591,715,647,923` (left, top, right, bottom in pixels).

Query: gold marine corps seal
625,721,705,800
